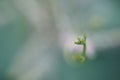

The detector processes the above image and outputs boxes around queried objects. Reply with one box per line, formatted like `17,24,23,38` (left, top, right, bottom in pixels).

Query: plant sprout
72,33,86,63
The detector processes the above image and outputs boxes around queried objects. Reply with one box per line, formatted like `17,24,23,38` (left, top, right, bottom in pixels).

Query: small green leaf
74,41,81,44
72,54,85,63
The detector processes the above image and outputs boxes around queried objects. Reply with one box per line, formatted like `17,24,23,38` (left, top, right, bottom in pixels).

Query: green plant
72,33,86,63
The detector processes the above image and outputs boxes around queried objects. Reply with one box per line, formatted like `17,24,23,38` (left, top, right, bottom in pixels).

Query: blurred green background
0,0,120,80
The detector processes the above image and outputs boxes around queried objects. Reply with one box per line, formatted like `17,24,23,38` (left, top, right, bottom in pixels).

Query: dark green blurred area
0,0,120,80
61,46,120,80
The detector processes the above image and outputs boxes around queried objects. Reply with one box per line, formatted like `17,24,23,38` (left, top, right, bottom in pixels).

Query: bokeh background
0,0,120,80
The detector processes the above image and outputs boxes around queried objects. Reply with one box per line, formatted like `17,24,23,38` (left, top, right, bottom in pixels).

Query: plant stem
82,43,86,56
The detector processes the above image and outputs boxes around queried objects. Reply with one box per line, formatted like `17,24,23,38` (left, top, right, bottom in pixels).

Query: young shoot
72,33,86,63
